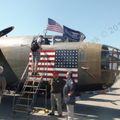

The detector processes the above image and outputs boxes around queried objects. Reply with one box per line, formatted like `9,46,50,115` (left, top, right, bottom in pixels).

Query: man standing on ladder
31,35,44,75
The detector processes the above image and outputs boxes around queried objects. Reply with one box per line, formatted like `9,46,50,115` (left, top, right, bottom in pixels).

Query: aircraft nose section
101,45,120,88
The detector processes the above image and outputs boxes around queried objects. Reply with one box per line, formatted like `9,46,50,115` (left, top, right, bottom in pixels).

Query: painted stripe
29,57,55,61
29,62,55,66
28,67,78,71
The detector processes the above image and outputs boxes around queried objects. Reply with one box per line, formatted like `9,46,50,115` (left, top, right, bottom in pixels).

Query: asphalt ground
0,79,120,120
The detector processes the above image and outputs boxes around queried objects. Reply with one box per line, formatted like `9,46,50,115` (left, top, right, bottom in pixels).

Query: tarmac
0,79,120,120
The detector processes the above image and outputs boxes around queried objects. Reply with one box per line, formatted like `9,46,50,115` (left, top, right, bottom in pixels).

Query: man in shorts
31,35,44,75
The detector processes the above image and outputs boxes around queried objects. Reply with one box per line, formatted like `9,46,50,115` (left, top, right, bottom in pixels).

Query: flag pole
43,28,47,37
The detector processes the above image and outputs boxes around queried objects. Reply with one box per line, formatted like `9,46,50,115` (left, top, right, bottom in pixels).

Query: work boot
31,72,35,76
48,112,54,116
58,114,62,117
34,72,39,75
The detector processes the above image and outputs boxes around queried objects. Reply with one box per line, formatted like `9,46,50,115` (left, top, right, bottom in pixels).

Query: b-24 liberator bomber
0,27,120,92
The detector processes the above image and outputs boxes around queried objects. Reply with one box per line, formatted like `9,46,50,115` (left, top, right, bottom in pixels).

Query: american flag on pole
29,49,78,82
47,18,63,33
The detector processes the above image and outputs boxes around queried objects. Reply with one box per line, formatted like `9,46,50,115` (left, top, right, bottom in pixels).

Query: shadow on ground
0,93,120,120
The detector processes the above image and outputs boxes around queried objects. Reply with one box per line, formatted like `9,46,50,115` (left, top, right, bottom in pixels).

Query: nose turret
101,45,120,88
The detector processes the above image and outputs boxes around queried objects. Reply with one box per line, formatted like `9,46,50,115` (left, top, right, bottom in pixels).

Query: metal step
23,91,36,94
25,79,41,83
15,104,28,107
24,85,38,88
39,88,47,91
13,109,30,113
18,97,32,101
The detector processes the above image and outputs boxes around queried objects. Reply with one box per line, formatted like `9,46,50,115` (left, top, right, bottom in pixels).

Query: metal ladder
12,51,49,115
12,76,42,115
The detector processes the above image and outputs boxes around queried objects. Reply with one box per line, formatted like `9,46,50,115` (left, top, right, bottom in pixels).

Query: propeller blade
0,26,14,37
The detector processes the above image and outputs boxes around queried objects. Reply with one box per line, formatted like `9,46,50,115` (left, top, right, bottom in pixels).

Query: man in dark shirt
63,71,76,120
48,72,63,117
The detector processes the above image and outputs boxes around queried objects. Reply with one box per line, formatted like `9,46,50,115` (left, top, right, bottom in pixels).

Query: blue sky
0,0,120,48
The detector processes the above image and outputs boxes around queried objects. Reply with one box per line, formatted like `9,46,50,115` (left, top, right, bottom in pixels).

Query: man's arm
68,80,75,96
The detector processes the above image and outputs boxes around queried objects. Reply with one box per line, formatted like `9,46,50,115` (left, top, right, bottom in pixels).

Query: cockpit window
101,45,120,70
101,45,109,69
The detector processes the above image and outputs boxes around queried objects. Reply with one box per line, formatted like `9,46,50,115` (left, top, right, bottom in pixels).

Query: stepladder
12,50,50,116
12,76,43,115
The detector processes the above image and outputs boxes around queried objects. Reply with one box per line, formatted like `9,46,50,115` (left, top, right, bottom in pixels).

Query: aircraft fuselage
0,36,119,91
